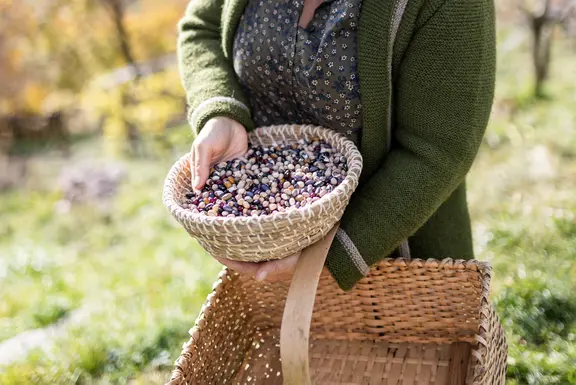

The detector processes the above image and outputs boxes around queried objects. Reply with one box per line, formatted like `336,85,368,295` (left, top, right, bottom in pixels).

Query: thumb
193,144,211,192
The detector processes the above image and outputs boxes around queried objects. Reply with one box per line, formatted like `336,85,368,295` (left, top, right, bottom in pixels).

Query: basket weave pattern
163,125,363,262
168,259,507,384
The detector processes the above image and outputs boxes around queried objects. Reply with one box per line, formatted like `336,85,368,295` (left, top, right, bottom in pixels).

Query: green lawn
0,144,221,384
467,31,576,383
1,28,575,384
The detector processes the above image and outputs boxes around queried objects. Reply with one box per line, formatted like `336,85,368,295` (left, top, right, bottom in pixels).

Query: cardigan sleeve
178,0,255,133
326,0,496,290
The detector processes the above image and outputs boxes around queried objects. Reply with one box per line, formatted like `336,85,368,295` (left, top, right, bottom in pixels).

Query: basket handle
280,226,410,384
280,224,339,385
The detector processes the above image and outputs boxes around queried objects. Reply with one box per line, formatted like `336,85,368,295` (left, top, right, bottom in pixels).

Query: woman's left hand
214,252,301,283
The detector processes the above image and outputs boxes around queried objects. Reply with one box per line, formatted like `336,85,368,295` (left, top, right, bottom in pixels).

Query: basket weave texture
163,125,363,262
168,259,507,385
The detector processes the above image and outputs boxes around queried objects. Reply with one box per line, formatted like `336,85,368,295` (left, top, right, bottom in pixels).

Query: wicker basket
167,226,508,385
163,125,363,262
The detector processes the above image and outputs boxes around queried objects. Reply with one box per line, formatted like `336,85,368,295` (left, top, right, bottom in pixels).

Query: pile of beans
184,138,348,217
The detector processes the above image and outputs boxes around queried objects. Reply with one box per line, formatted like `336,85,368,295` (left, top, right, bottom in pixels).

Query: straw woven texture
163,125,363,262
167,259,507,384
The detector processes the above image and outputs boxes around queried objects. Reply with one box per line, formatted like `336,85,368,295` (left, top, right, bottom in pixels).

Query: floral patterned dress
233,0,363,145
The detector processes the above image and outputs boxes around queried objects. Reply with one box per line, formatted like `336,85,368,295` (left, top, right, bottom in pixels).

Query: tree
1,0,188,157
520,0,576,97
96,0,141,78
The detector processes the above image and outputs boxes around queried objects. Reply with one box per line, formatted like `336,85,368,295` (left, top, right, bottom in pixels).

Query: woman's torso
233,0,364,145
223,0,479,264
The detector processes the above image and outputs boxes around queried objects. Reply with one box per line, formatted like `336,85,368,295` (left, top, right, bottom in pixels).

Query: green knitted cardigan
178,0,496,290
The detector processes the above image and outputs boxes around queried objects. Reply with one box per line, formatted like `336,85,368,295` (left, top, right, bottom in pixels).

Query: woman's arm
326,0,496,290
178,0,254,134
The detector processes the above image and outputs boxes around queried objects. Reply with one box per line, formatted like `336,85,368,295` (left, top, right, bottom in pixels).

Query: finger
193,143,211,192
222,148,248,163
214,256,260,276
190,145,196,188
255,253,299,282
255,260,284,282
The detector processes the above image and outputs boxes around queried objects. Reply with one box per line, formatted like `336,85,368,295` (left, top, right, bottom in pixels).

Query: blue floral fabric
233,0,363,144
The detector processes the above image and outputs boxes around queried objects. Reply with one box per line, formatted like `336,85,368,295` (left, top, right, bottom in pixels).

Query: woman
178,0,496,291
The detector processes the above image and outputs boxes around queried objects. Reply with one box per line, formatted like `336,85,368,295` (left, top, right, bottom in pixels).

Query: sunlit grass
0,137,221,383
468,29,576,383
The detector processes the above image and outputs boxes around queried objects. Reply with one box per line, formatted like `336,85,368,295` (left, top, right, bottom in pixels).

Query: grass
467,28,576,383
0,136,219,384
0,27,575,384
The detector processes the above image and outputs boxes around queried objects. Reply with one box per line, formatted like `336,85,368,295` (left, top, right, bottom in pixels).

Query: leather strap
279,225,339,385
279,1,412,381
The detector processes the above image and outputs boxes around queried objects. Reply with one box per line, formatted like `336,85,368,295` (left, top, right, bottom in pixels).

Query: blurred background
0,0,575,383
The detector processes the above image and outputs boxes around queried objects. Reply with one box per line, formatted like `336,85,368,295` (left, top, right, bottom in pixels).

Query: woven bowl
163,124,363,262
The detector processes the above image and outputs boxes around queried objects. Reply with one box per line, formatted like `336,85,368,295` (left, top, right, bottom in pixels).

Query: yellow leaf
22,83,50,114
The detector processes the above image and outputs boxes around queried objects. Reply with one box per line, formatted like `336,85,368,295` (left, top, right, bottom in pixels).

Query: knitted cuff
188,97,255,134
325,228,370,291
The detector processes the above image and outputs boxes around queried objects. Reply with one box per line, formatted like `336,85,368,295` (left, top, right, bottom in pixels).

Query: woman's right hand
191,117,248,193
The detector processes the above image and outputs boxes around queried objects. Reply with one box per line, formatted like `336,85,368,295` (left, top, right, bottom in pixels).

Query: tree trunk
532,21,553,97
99,0,142,156
101,0,140,79
531,0,554,98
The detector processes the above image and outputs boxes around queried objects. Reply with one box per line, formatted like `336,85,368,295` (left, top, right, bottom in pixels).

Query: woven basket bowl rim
163,124,363,227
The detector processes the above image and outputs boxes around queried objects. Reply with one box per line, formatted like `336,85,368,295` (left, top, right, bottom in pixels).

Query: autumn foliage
1,0,188,154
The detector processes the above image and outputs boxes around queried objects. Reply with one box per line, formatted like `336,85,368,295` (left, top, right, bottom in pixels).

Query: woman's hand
191,117,248,192
193,118,301,282
214,252,302,283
